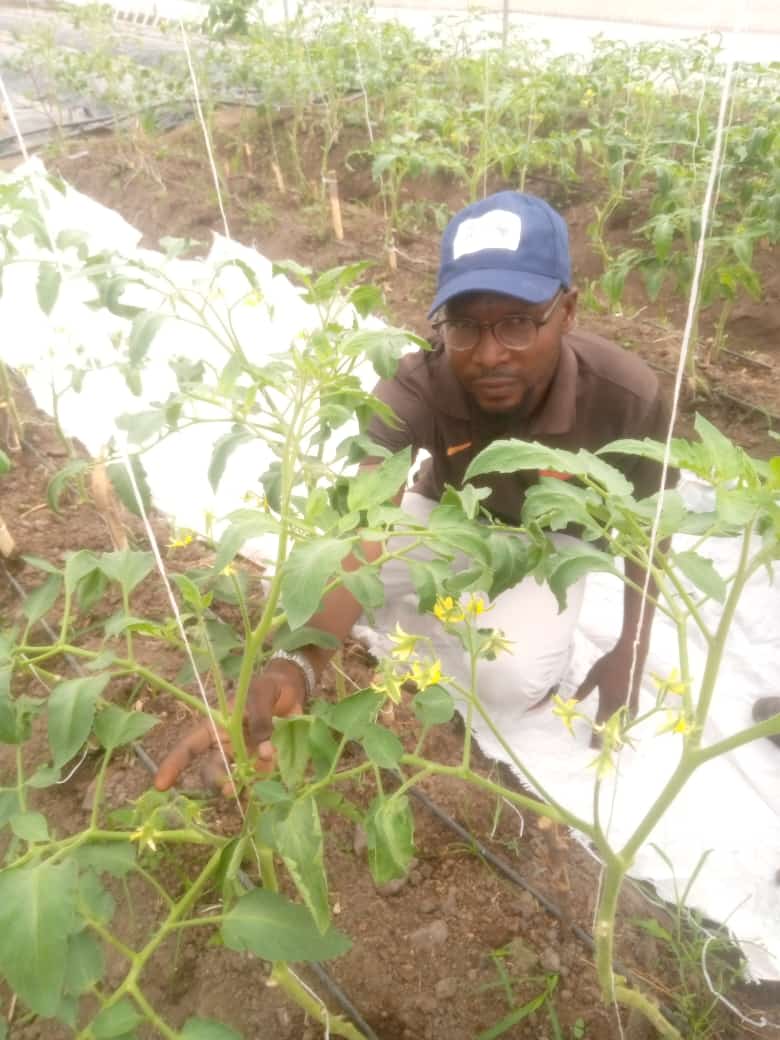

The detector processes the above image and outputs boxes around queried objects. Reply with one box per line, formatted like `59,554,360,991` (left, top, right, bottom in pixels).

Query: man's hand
574,643,642,737
154,661,307,793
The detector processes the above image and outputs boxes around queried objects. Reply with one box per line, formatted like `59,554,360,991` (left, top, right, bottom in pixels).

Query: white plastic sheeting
1,159,778,983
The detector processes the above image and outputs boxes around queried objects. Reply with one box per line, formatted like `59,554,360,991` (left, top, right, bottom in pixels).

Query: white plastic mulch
1,159,778,986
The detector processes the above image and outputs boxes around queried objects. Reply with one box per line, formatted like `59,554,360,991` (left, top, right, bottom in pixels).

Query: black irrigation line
645,358,780,427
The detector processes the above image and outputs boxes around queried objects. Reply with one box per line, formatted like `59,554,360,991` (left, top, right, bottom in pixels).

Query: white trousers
356,492,586,715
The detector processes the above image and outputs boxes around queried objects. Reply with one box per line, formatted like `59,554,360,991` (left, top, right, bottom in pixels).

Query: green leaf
182,1019,243,1040
0,669,12,744
64,930,104,996
694,414,747,482
407,558,451,612
128,311,166,366
77,868,115,924
209,429,253,493
428,504,491,563
72,842,136,878
0,788,22,827
48,674,109,767
76,565,109,614
21,554,61,575
272,717,311,791
94,705,157,750
412,685,455,727
173,572,211,612
346,448,411,512
280,538,350,629
522,480,604,539
26,763,60,788
274,797,330,933
475,986,551,1039
466,441,576,482
547,547,616,612
0,860,78,1016
340,567,385,616
98,550,154,596
213,514,279,572
92,998,142,1038
107,454,151,518
485,532,533,599
466,440,632,496
36,262,61,315
116,407,168,445
365,794,415,885
340,327,417,379
673,550,727,603
440,482,492,519
10,811,49,842
63,549,102,595
45,459,89,515
361,723,404,769
308,717,340,777
251,779,291,805
222,889,351,962
322,689,383,739
0,449,10,474
22,573,62,625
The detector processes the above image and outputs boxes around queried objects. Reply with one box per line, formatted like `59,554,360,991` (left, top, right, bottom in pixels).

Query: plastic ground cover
1,159,778,983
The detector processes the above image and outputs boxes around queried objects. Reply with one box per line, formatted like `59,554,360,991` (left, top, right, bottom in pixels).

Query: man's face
440,290,576,415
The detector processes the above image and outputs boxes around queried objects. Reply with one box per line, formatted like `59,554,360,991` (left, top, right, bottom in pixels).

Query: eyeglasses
431,290,564,353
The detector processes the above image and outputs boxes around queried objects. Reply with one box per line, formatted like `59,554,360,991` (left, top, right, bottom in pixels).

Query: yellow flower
479,629,513,660
409,659,443,690
588,743,615,781
372,659,406,704
388,623,419,662
221,563,237,577
551,694,583,736
464,594,486,617
168,531,194,550
657,711,694,737
651,668,689,700
129,824,158,853
433,595,464,624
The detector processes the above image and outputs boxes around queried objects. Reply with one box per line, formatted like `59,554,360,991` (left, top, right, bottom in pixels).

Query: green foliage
221,889,351,961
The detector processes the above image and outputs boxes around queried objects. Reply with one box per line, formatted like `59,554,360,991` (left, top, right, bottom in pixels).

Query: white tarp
2,159,778,984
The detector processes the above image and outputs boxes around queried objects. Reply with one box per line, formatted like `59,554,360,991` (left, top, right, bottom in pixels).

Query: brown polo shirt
366,328,673,525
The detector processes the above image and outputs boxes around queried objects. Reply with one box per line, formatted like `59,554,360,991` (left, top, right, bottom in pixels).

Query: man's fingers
154,723,216,791
200,749,233,793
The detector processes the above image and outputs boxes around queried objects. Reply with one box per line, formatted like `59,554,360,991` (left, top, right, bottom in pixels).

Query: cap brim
427,269,562,319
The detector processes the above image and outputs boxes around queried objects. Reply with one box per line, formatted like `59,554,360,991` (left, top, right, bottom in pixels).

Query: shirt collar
434,337,578,434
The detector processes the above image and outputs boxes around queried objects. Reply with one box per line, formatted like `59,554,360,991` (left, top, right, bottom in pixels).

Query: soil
1,108,779,1040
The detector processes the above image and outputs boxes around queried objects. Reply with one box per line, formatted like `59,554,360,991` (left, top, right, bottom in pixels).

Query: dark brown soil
0,107,778,1040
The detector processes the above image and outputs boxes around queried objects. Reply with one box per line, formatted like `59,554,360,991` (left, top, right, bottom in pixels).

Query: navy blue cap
428,191,571,318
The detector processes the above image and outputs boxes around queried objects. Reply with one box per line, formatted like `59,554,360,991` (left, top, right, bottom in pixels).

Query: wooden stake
0,512,16,559
271,161,286,194
324,171,344,242
91,462,129,551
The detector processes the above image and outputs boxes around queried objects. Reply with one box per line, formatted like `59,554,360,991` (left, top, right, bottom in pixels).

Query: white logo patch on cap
452,209,522,260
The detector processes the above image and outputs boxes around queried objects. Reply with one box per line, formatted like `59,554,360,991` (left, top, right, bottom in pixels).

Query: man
155,191,673,791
